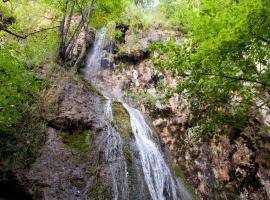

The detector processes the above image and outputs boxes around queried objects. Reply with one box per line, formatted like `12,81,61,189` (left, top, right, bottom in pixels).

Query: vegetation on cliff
0,0,127,133
112,101,133,142
0,0,127,181
152,0,270,134
0,0,269,199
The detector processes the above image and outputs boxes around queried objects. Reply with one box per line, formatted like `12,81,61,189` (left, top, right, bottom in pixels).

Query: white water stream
123,103,178,200
84,28,107,80
104,98,129,200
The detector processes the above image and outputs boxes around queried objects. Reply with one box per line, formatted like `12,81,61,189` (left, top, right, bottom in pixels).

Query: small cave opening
0,181,32,200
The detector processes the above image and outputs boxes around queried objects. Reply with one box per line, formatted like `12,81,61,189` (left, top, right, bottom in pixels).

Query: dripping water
83,28,107,82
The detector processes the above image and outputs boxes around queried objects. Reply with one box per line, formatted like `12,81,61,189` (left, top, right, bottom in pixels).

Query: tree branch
259,36,270,45
1,28,26,39
63,0,75,43
1,26,59,39
179,72,270,87
201,73,270,87
58,0,70,59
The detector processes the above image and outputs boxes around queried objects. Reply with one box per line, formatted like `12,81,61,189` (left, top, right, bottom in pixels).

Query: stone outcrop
43,73,103,130
116,26,177,63
100,27,270,199
0,65,128,199
1,23,269,200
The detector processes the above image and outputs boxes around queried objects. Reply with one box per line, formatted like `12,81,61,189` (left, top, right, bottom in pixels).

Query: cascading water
83,27,192,200
84,28,107,80
123,103,178,200
103,98,129,200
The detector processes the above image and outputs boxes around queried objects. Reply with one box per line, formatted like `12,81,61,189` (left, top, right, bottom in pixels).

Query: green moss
91,180,111,200
89,165,112,200
173,164,199,200
112,102,133,142
82,78,106,101
124,146,132,164
124,145,133,174
59,130,92,156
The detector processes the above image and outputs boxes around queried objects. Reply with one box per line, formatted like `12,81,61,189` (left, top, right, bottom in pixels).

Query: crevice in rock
0,181,32,200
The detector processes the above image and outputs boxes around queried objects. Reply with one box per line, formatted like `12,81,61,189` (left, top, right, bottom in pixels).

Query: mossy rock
173,164,199,200
59,130,92,156
124,145,133,175
112,102,133,142
82,78,106,101
89,165,112,200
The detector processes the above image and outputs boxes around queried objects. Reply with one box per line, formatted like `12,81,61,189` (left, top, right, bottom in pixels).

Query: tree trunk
58,0,94,64
58,0,69,60
64,0,94,59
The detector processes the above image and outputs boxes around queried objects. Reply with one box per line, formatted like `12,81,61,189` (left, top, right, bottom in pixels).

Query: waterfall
103,98,129,200
83,28,192,200
84,28,107,80
123,104,178,200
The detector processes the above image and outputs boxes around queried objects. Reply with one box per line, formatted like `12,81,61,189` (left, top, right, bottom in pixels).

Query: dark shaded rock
44,75,104,131
115,23,129,44
26,128,108,200
101,56,114,69
0,181,33,200
116,49,150,64
115,28,175,64
100,40,270,199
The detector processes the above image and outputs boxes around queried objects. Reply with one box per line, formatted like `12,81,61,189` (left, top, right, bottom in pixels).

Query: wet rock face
44,75,103,131
37,71,128,199
101,34,270,199
26,127,113,200
2,68,133,200
27,128,90,199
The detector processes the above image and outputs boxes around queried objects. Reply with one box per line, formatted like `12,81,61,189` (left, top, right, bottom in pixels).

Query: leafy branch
1,26,60,39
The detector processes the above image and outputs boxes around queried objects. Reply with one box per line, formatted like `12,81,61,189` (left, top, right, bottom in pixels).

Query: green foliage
124,2,169,33
158,0,195,30
151,0,270,133
0,0,51,174
20,30,58,67
90,0,128,28
0,0,59,66
0,106,45,171
0,44,40,132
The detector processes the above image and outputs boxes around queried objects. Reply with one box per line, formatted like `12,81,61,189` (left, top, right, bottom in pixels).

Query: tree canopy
0,0,127,133
152,0,270,133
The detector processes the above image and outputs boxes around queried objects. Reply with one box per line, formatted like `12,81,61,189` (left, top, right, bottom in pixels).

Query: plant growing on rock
151,0,270,134
112,101,133,142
